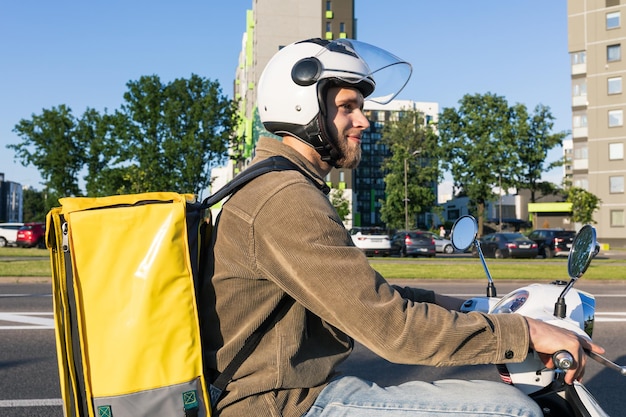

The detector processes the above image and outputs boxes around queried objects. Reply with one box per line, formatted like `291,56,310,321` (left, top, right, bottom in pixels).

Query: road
0,279,625,416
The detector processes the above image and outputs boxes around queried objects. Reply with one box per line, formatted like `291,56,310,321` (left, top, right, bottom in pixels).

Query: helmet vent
291,57,322,86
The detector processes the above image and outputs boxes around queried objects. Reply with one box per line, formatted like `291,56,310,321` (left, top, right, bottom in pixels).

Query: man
201,38,603,417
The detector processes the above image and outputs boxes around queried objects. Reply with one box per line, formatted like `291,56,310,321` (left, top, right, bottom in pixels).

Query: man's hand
526,317,605,384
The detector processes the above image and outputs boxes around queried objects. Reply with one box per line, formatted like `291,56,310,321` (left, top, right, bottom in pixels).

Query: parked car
472,232,538,259
350,227,391,256
420,231,455,254
0,222,24,247
527,229,576,258
16,222,46,248
390,231,436,258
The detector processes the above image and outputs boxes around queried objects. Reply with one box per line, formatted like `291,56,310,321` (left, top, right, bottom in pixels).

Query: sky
1,1,571,199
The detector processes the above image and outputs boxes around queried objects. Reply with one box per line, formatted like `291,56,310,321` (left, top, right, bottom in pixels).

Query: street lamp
404,150,421,231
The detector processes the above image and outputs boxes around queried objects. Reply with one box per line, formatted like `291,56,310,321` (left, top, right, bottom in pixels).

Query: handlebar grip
553,350,574,370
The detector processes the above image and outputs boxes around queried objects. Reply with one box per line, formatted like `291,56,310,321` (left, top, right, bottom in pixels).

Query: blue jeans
302,376,542,417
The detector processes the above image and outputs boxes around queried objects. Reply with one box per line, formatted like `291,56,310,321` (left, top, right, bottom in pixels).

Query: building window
611,210,625,227
609,143,624,160
573,112,588,127
573,79,587,97
571,51,586,65
608,76,622,94
608,109,623,127
607,11,621,29
608,44,621,61
609,175,624,193
574,178,589,190
574,146,588,159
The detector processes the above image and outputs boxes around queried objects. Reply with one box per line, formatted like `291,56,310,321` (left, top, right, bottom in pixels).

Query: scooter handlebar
552,350,574,370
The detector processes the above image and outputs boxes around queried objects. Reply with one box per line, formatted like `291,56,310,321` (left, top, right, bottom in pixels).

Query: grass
0,247,623,280
368,257,624,281
0,247,50,276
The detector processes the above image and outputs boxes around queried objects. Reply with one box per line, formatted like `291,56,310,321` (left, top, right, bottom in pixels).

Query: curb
0,276,52,284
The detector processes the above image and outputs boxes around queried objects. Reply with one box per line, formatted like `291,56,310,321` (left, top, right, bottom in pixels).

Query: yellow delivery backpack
46,156,308,417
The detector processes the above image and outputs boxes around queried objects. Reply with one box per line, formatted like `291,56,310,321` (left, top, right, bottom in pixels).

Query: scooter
450,215,625,417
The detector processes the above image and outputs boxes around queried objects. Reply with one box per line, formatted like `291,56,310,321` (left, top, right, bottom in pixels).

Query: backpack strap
204,155,327,408
201,155,329,209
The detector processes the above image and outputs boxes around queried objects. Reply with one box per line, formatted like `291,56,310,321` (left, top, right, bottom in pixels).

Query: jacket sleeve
252,180,529,367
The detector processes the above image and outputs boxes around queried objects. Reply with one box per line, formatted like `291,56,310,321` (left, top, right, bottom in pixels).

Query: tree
567,187,601,224
8,74,239,198
380,109,440,230
107,74,239,195
329,188,350,222
22,187,49,222
437,93,519,236
9,105,85,197
511,103,568,202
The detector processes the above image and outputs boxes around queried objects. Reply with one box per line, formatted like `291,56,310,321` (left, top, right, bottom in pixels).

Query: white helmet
257,38,411,166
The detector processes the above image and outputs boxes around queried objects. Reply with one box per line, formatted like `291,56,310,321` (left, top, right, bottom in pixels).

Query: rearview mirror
568,225,597,280
451,215,477,251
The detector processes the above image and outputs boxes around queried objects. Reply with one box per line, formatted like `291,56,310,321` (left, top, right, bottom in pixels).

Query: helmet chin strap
301,114,343,168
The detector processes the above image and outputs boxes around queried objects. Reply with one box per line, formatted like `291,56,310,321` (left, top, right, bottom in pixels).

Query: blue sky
1,1,570,194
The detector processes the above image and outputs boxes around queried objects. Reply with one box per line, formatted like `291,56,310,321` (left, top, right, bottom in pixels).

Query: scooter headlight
491,290,529,314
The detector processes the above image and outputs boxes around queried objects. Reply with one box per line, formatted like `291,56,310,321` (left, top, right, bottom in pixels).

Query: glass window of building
607,44,621,62
609,143,624,160
608,109,623,127
611,210,625,227
571,51,586,65
573,79,587,97
573,112,588,127
574,178,589,190
574,146,588,160
608,76,622,94
607,11,621,29
609,176,624,193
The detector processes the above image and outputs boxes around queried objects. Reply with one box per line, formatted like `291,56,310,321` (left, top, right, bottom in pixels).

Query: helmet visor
317,38,412,104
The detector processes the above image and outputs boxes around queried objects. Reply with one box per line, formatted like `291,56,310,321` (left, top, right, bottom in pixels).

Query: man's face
325,86,370,169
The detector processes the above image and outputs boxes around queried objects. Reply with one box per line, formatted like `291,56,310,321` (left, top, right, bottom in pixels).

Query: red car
16,222,46,248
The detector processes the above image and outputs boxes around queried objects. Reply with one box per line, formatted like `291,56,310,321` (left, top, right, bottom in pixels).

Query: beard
333,132,362,169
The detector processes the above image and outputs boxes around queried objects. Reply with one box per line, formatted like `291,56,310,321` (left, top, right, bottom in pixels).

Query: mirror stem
554,280,575,318
554,297,567,318
475,240,497,297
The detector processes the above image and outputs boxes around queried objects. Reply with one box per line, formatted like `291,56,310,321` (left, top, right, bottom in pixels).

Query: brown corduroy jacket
200,137,529,417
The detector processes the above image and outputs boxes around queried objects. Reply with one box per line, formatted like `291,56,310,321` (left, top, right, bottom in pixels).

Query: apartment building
234,0,355,166
568,0,626,246
356,100,439,228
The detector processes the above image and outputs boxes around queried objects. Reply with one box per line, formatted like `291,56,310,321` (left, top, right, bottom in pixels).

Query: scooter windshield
316,38,412,104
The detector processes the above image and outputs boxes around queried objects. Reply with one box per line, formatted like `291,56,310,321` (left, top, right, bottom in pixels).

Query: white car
421,231,455,254
0,222,25,247
349,227,391,256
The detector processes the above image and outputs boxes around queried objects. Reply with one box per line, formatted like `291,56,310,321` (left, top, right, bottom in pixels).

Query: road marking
596,312,626,322
0,399,62,407
0,312,54,329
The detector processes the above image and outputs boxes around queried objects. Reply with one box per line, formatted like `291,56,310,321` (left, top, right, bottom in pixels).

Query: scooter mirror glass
568,225,597,280
451,215,478,251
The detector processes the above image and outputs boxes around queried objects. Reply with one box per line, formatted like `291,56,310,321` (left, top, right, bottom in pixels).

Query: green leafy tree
380,109,440,230
107,74,239,195
567,187,601,224
511,103,568,202
8,75,239,198
437,93,520,236
9,105,85,197
329,188,350,222
21,187,49,222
